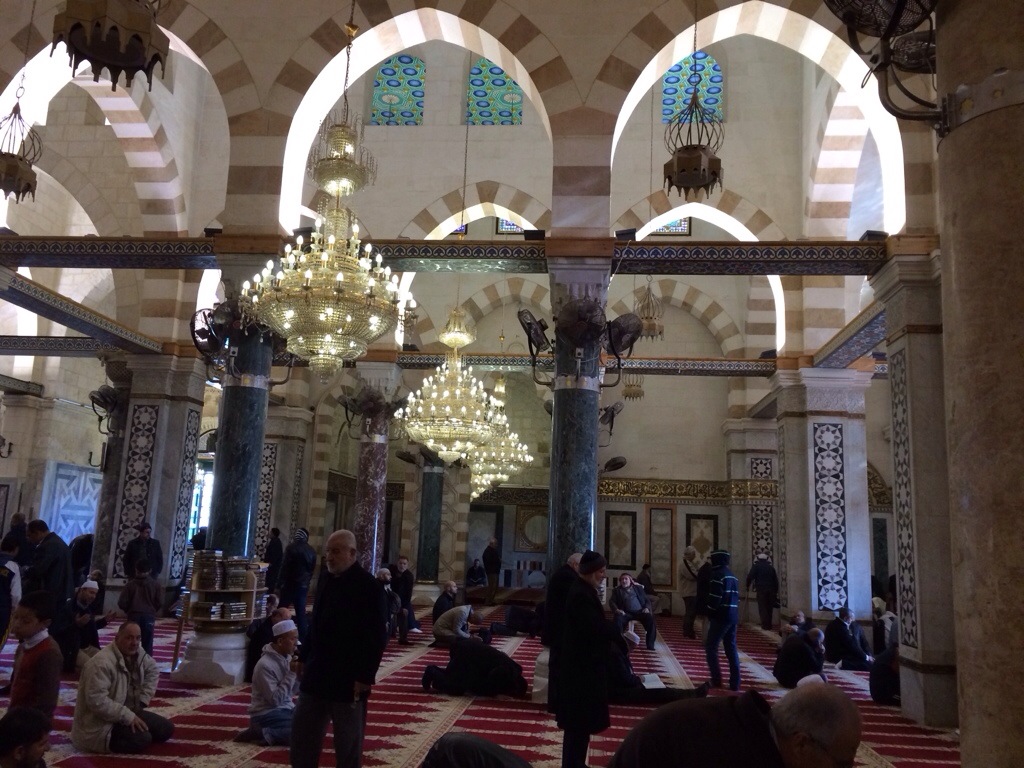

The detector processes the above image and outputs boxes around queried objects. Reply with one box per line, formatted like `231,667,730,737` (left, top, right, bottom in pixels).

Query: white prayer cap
80,580,99,590
273,619,298,637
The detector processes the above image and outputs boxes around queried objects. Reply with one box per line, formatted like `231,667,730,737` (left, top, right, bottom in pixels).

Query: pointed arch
399,181,551,240
613,188,788,240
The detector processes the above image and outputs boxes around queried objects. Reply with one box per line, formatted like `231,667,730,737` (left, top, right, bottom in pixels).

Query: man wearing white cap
71,580,116,669
236,618,300,746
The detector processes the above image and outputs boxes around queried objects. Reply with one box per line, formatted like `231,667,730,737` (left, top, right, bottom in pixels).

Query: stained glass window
496,218,523,234
466,58,523,125
653,217,691,236
371,54,425,126
661,51,723,123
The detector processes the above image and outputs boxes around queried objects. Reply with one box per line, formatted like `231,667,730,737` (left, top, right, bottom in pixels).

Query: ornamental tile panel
114,404,159,579
890,350,919,647
169,408,200,580
813,422,849,611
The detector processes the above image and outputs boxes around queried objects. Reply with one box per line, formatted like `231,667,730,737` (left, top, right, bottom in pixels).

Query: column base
900,663,958,728
532,647,550,704
171,627,248,686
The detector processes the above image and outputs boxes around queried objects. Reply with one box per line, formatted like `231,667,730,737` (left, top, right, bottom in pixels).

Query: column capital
355,360,402,399
546,256,610,314
721,418,778,451
770,367,874,417
870,248,942,304
124,354,207,402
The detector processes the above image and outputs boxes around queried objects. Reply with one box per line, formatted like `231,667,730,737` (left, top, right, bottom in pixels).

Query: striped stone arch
33,154,123,237
805,88,869,239
604,1,906,236
613,188,788,240
605,280,744,358
279,6,563,232
418,278,551,351
399,181,552,240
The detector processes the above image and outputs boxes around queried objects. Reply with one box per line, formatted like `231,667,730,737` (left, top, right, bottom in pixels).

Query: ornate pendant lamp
664,2,724,200
1,2,43,203
238,218,402,382
634,275,664,341
398,307,502,464
623,371,645,402
52,0,169,90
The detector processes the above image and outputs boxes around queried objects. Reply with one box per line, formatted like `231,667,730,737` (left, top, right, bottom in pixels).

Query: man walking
263,528,284,594
704,550,741,691
278,529,315,641
482,538,501,606
745,553,779,631
290,530,388,768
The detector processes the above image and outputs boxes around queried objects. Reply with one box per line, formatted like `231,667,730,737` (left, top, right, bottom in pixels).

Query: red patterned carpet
0,610,960,767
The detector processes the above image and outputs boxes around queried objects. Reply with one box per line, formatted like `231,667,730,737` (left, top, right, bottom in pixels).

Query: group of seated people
4,589,174,756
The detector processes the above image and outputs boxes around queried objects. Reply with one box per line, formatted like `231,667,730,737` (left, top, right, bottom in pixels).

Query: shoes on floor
233,726,261,743
410,627,423,634
694,682,712,698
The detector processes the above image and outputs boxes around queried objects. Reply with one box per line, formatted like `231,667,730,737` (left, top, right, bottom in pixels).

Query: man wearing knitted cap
278,528,316,642
236,619,301,746
704,550,741,691
556,550,618,768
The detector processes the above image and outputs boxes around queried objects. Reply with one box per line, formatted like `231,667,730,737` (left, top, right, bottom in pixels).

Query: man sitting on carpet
607,631,710,704
72,621,174,754
607,683,861,768
245,601,289,682
433,605,488,645
433,580,458,622
422,637,528,697
779,609,815,643
609,573,657,650
466,559,487,588
71,579,116,669
824,607,874,671
773,628,827,689
0,707,51,768
236,619,301,746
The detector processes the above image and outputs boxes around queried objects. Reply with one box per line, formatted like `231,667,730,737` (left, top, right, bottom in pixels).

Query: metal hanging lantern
0,98,43,203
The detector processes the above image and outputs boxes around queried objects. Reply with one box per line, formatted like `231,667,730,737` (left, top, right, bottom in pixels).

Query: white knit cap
273,619,298,637
81,580,99,590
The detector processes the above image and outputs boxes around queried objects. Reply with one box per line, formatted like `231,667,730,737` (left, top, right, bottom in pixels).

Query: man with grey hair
290,530,388,768
608,683,861,768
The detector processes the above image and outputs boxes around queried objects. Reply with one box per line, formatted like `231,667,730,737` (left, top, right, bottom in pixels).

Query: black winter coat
556,578,616,735
279,540,316,590
22,532,74,631
123,536,163,578
773,634,824,688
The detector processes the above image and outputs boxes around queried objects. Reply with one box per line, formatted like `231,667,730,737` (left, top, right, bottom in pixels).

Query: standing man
745,553,779,631
482,537,501,606
704,550,741,691
556,550,615,768
6,512,34,568
678,546,699,639
290,530,388,768
278,528,316,641
122,523,163,580
390,555,421,634
375,568,407,646
21,521,75,673
542,552,582,714
263,528,284,595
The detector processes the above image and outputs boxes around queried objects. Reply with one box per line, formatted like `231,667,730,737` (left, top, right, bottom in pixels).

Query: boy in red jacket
9,591,63,724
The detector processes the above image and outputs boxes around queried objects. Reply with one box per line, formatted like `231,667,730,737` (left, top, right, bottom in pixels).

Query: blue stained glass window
661,51,724,124
371,54,425,126
653,217,691,236
466,58,523,125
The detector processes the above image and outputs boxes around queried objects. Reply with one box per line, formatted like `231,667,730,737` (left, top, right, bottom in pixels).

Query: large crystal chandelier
238,217,402,381
634,276,664,341
468,375,534,498
663,3,724,200
52,0,169,90
398,308,502,464
2,2,43,203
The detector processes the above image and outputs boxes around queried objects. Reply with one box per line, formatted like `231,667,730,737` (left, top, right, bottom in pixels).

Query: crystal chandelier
468,375,534,498
623,371,645,401
664,4,724,200
2,2,43,203
634,276,664,341
238,217,402,381
398,308,502,464
52,0,169,90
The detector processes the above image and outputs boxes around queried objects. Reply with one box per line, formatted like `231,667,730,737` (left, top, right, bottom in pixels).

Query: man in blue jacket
704,549,741,691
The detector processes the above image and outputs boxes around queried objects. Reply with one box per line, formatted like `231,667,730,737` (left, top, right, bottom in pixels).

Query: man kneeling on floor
237,619,301,745
71,621,174,754
422,637,528,697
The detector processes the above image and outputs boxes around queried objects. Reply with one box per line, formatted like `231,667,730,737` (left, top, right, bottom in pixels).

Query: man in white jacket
236,619,300,746
71,621,174,753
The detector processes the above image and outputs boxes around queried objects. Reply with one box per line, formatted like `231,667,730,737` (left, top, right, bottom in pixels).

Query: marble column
937,2,1024,759
871,242,955,726
770,366,873,621
722,419,778,600
546,257,609,571
207,319,274,557
352,361,401,573
90,360,132,593
415,455,445,582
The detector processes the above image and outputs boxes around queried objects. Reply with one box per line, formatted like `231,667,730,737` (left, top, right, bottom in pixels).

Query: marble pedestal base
901,666,958,728
171,628,247,686
532,647,550,704
412,583,441,608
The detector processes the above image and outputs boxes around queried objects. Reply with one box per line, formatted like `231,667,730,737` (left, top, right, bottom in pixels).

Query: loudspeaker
615,228,637,240
859,230,888,241
523,229,545,241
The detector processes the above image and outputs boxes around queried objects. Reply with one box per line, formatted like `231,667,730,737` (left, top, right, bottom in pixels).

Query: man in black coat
263,527,284,593
773,628,826,688
421,637,528,697
290,530,388,768
482,538,501,605
123,522,163,579
607,632,710,704
607,684,862,768
542,552,582,714
745,553,780,630
23,519,76,670
824,607,874,671
557,550,617,768
433,580,457,622
6,512,34,567
278,528,316,641
389,554,420,632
